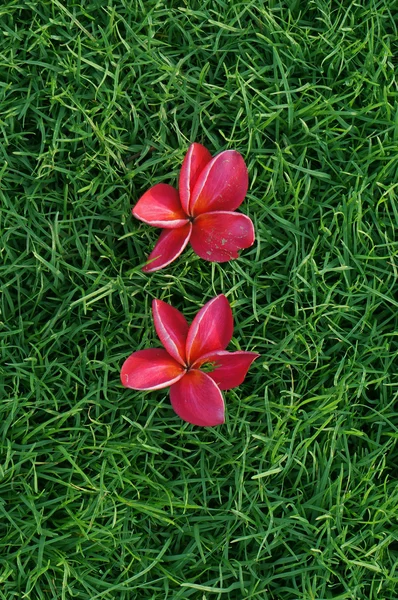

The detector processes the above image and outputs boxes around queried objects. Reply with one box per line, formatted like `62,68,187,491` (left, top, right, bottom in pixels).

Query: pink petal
179,143,212,215
152,299,189,366
169,369,225,426
192,350,260,390
190,150,248,216
133,183,189,228
190,211,254,263
186,295,233,365
120,349,185,391
142,223,192,273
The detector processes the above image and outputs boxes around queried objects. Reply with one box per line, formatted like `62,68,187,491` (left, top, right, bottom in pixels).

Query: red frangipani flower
120,295,259,426
133,143,255,272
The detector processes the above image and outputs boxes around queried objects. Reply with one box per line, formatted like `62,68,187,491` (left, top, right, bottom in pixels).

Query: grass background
1,0,398,598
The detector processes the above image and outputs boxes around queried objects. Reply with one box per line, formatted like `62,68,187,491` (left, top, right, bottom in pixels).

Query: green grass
1,0,398,598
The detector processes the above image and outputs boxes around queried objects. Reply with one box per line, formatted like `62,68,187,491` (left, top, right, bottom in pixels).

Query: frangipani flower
133,143,255,272
120,295,259,426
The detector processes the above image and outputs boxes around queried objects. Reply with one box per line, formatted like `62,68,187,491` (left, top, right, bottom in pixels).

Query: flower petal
190,211,254,263
169,369,225,426
120,349,185,391
190,150,248,216
133,183,189,228
192,350,260,390
142,223,192,273
179,143,212,215
186,295,233,365
152,299,189,366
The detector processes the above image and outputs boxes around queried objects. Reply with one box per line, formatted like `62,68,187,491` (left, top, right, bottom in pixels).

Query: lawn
1,1,398,598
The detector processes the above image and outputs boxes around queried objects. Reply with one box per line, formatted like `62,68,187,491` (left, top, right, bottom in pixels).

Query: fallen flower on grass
120,295,259,426
132,143,255,272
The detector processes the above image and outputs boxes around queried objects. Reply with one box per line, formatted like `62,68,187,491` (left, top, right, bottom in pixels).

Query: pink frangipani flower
120,295,259,426
133,143,255,272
